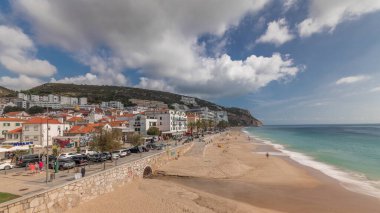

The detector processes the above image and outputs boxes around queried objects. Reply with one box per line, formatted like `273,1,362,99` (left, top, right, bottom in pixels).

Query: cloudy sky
0,0,380,124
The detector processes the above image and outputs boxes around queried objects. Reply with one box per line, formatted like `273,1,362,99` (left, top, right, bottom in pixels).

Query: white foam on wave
244,129,380,199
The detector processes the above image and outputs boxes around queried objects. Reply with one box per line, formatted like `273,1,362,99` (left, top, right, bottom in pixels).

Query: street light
45,118,51,183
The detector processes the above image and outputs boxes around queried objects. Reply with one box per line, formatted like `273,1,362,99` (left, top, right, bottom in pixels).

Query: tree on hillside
27,106,44,115
3,106,25,114
147,127,160,136
217,120,229,129
90,130,122,153
130,134,144,147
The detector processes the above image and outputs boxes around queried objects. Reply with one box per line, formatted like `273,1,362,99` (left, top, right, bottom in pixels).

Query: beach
69,129,380,213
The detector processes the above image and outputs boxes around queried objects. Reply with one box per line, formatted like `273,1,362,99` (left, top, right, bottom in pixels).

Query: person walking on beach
266,152,269,159
35,162,40,173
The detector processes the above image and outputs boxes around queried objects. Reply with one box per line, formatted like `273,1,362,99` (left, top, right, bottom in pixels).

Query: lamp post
45,119,50,183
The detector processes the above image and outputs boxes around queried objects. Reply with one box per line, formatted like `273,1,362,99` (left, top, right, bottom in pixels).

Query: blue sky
0,0,380,124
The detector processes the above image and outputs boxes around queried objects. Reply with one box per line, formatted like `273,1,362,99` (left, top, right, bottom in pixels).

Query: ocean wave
244,130,380,199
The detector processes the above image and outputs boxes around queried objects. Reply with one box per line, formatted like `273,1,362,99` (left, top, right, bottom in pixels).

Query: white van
81,149,97,155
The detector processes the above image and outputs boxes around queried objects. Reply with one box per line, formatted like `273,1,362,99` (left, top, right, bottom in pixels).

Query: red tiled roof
0,118,25,122
109,121,128,127
5,111,28,116
8,127,22,134
24,117,61,124
67,117,84,122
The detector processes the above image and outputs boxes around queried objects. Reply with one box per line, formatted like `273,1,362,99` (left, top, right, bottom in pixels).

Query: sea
244,124,380,198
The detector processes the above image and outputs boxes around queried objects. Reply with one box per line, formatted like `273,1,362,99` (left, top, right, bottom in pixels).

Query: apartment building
0,118,24,140
22,117,68,147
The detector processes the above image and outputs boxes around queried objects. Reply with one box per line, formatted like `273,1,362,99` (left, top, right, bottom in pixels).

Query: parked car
101,152,112,160
121,149,131,156
111,152,120,160
146,143,159,150
88,153,107,162
112,150,127,158
49,159,76,170
129,146,144,153
58,153,79,159
0,162,13,170
16,154,41,167
71,155,88,166
81,149,97,155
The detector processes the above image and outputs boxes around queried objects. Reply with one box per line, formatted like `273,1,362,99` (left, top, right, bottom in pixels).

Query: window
1,130,7,135
25,126,29,131
34,125,39,131
25,136,30,141
3,123,10,127
14,134,19,139
8,134,12,139
16,123,21,126
160,122,162,125
33,136,38,141
160,117,162,120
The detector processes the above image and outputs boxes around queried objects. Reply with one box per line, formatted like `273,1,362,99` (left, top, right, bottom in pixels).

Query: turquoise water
245,125,380,197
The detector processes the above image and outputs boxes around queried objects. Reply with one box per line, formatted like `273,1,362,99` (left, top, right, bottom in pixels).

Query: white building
18,93,29,101
215,111,229,123
60,96,71,105
22,117,68,147
79,97,88,105
131,114,157,135
180,96,197,105
70,97,79,105
30,95,40,102
0,118,24,141
145,109,187,135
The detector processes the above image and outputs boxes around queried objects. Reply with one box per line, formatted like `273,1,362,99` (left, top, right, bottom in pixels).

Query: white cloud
257,19,294,46
0,75,43,90
138,53,300,98
335,75,370,85
0,25,56,77
11,0,302,97
283,0,299,11
298,0,380,37
370,86,380,92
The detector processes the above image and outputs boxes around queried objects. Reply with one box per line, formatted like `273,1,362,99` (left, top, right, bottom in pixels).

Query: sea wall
0,143,193,213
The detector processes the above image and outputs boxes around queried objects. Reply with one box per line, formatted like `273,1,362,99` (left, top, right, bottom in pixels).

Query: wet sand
69,129,380,213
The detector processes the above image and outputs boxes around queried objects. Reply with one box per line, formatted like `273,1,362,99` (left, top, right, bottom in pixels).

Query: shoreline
244,128,380,199
69,129,380,213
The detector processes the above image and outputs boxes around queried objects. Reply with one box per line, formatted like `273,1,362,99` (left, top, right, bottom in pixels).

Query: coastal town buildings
0,118,25,143
0,92,229,148
22,117,68,147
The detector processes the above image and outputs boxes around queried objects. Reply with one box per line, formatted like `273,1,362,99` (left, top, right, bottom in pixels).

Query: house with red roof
4,127,22,144
0,118,25,142
4,111,30,119
22,117,69,147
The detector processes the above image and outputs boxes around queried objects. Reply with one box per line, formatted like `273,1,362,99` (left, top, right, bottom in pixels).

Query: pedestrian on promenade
35,162,40,173
30,163,35,174
81,167,86,178
39,161,44,171
266,152,269,159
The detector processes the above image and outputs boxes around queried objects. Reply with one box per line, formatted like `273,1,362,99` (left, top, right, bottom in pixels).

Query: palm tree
195,120,202,134
188,122,195,135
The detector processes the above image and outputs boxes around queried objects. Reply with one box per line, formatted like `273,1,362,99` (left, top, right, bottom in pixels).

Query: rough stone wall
0,143,193,213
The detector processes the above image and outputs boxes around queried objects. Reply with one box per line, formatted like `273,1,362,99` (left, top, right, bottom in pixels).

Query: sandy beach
69,129,380,213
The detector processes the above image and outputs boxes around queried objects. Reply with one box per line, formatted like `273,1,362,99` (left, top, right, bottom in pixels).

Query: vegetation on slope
23,83,262,126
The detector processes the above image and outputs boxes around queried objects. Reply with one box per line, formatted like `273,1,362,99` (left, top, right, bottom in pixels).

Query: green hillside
25,83,262,126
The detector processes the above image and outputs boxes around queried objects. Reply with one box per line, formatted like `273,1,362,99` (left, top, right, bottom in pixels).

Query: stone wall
0,143,193,213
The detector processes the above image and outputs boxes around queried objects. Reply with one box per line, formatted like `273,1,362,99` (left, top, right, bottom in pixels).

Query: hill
25,83,262,126
0,86,14,97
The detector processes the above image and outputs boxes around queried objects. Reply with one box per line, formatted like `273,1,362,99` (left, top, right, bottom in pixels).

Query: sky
0,0,380,124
